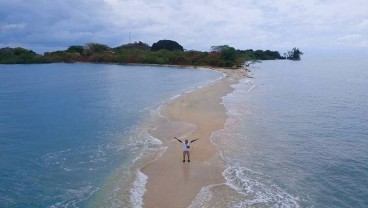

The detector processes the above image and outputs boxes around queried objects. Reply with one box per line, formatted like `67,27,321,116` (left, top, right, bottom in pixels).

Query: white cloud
358,19,368,29
0,23,25,30
337,34,368,48
338,34,363,42
1,0,368,54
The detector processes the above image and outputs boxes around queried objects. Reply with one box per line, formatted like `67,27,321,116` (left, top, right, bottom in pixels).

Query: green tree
0,47,47,64
211,45,238,67
84,43,110,56
116,41,150,50
66,45,84,53
151,40,184,51
44,51,81,63
286,47,303,60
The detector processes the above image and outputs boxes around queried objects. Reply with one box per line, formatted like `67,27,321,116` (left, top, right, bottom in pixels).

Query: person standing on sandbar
174,137,199,162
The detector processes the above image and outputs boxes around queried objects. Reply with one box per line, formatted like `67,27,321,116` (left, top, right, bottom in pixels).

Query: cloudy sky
1,0,367,56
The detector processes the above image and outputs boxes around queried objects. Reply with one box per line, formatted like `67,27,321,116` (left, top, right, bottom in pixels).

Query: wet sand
141,68,246,208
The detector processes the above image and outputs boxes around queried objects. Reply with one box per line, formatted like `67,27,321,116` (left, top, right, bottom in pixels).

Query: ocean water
0,63,222,208
193,58,368,207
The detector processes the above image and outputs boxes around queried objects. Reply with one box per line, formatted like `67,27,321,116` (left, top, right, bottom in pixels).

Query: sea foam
207,75,300,207
130,171,148,208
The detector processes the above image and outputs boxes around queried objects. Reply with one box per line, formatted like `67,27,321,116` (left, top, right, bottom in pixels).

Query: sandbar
141,67,247,207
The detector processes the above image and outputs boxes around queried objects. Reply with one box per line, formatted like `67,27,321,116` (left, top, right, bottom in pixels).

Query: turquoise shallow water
203,58,368,207
0,63,222,207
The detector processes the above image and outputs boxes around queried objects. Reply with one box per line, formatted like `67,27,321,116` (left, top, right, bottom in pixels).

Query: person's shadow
182,163,190,184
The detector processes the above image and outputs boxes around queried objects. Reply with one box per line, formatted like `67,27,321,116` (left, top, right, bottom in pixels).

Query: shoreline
140,67,247,207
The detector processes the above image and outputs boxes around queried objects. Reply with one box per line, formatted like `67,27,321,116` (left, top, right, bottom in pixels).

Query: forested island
0,40,303,67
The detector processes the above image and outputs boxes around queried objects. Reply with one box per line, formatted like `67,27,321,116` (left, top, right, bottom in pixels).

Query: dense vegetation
0,40,302,67
151,40,184,51
0,47,48,64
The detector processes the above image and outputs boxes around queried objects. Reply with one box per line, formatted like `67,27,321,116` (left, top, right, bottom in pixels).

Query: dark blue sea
190,57,368,208
0,63,222,207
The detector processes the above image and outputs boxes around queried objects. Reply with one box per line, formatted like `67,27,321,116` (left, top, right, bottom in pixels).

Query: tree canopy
0,47,46,64
84,43,110,55
211,45,239,67
116,41,150,50
66,45,84,53
151,40,184,51
0,40,303,66
285,48,303,60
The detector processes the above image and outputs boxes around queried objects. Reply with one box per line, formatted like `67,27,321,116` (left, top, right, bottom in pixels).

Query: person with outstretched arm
174,137,199,162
